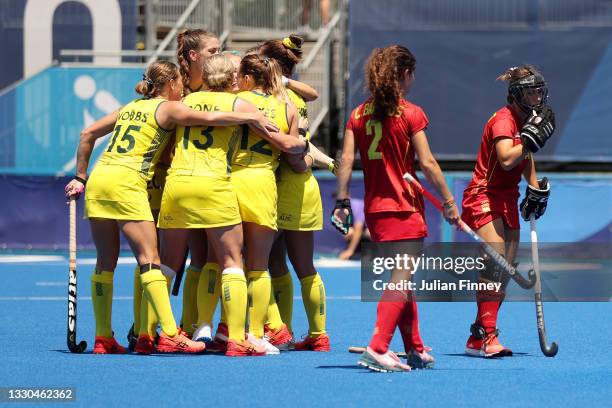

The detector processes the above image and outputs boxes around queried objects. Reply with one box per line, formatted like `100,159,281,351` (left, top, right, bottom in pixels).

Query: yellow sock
196,263,220,326
300,273,326,336
266,288,284,331
139,272,173,337
271,273,294,332
91,270,114,338
220,294,227,324
247,270,271,338
221,269,247,341
181,265,202,334
140,268,177,337
132,266,142,335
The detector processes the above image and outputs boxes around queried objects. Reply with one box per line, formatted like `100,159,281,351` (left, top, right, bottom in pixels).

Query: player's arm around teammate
461,65,554,358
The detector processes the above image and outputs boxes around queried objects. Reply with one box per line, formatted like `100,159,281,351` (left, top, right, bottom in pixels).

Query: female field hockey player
159,29,222,339
63,61,275,354
226,53,307,353
260,35,332,351
461,65,554,357
159,54,308,356
334,45,459,372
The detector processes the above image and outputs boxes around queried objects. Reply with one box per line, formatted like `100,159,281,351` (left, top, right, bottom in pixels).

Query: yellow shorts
158,174,241,229
85,164,153,221
277,169,323,231
232,166,277,231
147,164,168,211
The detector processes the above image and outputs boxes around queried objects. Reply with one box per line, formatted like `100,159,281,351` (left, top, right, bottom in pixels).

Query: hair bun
282,36,302,50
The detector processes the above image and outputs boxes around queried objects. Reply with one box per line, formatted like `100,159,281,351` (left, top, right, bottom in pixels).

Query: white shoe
406,347,435,369
358,347,411,373
192,323,213,343
247,333,280,355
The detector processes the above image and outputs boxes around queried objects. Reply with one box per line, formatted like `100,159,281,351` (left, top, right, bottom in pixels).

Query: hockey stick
403,173,535,289
348,346,407,358
529,216,558,357
171,247,189,296
67,198,87,353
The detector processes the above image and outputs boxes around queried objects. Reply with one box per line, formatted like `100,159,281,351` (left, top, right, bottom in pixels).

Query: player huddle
65,31,334,357
64,33,556,370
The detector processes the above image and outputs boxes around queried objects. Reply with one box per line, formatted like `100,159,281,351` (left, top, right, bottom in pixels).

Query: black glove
521,105,555,153
330,198,353,235
520,178,550,221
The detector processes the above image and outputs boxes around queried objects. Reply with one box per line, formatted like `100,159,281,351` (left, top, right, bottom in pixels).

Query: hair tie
142,74,154,86
282,37,299,50
262,57,270,66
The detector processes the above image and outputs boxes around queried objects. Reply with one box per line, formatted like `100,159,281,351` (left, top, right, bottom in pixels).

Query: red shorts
461,193,519,230
365,211,427,242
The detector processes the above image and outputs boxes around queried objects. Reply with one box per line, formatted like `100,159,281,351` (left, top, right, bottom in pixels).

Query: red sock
368,290,406,354
476,290,504,331
398,297,424,353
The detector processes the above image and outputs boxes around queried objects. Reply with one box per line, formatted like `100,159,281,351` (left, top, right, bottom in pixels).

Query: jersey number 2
366,120,383,160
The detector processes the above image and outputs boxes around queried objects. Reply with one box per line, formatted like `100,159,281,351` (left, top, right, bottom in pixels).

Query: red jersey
464,106,529,203
346,98,427,214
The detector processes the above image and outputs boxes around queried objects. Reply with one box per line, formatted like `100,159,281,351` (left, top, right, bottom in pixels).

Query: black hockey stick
68,198,87,353
171,247,189,296
529,216,558,357
403,173,536,289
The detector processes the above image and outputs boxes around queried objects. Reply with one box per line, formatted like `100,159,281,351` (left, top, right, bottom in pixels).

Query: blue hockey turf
0,256,610,407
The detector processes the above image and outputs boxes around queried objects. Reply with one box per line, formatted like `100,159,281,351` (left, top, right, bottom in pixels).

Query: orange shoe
225,338,266,357
293,333,330,352
264,324,294,350
134,335,155,355
156,329,205,354
466,331,511,357
93,336,127,354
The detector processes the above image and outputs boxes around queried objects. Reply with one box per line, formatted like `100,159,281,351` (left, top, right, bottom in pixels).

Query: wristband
74,175,87,185
298,127,308,137
282,76,290,87
443,198,455,209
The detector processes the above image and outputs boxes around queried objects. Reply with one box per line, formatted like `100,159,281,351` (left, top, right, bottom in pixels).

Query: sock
181,265,202,334
247,270,271,338
368,289,406,354
300,273,326,336
221,268,247,341
476,289,503,332
271,273,293,332
139,270,173,337
132,266,142,335
91,270,114,338
196,262,220,327
266,287,285,331
140,268,177,337
220,294,227,324
398,297,424,353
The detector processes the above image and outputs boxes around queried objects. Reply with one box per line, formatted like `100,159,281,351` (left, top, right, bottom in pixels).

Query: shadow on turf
443,352,530,358
317,365,367,370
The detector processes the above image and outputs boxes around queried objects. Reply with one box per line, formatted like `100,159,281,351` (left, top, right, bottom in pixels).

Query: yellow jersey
232,91,289,171
170,91,241,178
97,98,173,181
287,88,308,122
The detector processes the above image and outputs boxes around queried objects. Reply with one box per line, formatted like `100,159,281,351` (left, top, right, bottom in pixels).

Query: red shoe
93,336,127,354
135,335,155,355
225,338,266,357
264,324,294,350
293,333,330,352
156,329,205,354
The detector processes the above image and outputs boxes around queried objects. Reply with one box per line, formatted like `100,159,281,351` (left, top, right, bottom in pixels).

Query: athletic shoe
465,333,512,357
406,346,435,369
135,335,155,355
127,324,137,352
93,336,127,354
247,333,280,355
214,322,229,343
264,324,294,350
358,347,411,373
156,329,205,354
192,323,213,344
293,333,330,352
225,338,266,357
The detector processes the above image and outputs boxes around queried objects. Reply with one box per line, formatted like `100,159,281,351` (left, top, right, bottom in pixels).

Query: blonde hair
135,61,180,99
203,54,235,91
239,54,288,102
